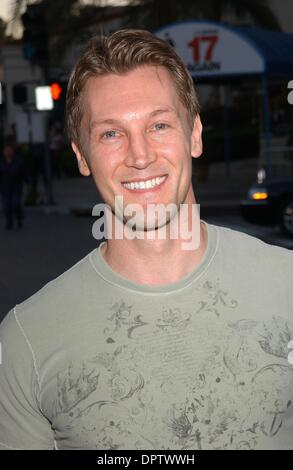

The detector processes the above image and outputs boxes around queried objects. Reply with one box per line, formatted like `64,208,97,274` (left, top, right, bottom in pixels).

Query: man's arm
0,308,55,450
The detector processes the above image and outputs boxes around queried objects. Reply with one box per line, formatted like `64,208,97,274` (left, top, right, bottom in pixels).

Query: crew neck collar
89,220,219,295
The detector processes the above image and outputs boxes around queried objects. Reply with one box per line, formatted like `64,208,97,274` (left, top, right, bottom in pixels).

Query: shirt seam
13,306,44,413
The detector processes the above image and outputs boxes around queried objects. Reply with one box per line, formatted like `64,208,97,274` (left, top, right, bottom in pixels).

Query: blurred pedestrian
24,143,48,206
0,140,26,230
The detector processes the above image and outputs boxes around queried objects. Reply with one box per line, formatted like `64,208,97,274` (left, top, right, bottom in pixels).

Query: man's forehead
85,65,178,100
83,65,183,123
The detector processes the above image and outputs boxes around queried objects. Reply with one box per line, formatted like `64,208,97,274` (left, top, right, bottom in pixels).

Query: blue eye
103,130,118,139
154,123,169,131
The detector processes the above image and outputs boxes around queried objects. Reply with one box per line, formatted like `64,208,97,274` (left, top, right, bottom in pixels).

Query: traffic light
21,3,48,67
50,82,62,101
12,84,27,105
50,81,67,118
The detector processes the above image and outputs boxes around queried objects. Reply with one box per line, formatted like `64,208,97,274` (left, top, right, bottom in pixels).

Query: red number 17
188,35,218,62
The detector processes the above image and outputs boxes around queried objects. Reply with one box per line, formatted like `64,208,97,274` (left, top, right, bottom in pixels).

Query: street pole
43,108,55,205
42,45,55,205
261,75,272,179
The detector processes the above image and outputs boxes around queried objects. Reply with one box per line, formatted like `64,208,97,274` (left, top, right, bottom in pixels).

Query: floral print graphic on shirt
52,292,293,450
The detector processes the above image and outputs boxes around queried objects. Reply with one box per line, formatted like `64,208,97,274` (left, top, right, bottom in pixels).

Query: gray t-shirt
1,221,293,450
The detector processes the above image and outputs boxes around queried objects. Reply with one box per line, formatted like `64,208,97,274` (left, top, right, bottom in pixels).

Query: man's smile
121,175,168,191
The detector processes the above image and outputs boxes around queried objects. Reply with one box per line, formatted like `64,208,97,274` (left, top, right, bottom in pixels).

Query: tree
8,0,281,65
0,18,8,41
124,0,281,32
9,0,110,65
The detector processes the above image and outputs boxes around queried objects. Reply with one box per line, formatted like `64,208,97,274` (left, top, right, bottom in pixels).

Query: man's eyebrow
89,107,177,131
149,107,177,118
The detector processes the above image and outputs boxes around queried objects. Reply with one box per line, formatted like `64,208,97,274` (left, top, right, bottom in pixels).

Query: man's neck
100,203,208,287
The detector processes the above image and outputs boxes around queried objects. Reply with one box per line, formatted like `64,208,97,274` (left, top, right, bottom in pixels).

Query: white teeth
123,176,166,190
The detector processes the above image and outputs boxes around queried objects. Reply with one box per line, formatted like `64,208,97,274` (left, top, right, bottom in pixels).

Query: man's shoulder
10,248,98,323
212,222,293,268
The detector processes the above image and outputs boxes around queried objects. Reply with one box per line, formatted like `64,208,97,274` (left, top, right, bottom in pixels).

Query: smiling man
0,30,293,451
73,62,205,282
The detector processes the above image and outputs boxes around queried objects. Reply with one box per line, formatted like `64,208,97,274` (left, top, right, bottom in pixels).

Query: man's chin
104,197,184,235
123,215,172,233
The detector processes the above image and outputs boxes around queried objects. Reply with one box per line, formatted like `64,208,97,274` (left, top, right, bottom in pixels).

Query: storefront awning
155,21,293,78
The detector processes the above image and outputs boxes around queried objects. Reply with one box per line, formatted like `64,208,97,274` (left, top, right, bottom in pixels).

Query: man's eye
102,130,119,139
153,123,169,131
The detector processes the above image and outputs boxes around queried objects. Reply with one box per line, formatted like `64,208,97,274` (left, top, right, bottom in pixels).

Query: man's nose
124,133,157,168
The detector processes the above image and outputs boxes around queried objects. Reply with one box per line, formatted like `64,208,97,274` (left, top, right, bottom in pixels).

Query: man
0,141,25,230
0,29,293,450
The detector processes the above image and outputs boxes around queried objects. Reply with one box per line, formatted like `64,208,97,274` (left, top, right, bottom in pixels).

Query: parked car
241,175,293,237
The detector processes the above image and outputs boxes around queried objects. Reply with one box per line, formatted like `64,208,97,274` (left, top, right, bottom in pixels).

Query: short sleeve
0,308,55,450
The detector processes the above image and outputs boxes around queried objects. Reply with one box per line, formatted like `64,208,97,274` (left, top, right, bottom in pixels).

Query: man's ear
72,142,91,176
190,114,203,159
